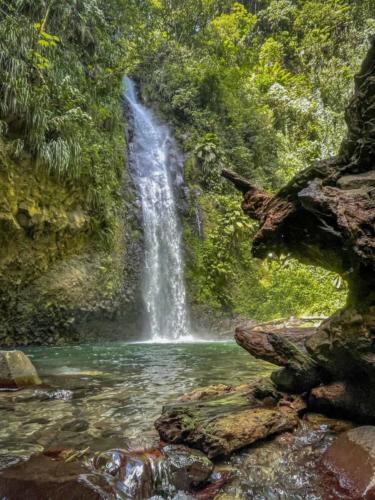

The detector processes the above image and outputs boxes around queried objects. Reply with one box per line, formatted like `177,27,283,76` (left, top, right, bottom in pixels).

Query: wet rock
0,454,114,499
249,377,283,403
93,448,159,499
0,350,41,388
304,412,353,433
322,426,375,498
194,471,234,500
93,445,213,497
274,431,295,446
155,384,299,458
161,444,213,491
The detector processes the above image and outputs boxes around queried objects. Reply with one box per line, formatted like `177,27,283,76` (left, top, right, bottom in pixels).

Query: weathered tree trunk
223,38,375,419
235,324,321,392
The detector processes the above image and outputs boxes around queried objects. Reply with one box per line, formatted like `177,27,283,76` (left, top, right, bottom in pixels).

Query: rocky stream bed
0,326,374,499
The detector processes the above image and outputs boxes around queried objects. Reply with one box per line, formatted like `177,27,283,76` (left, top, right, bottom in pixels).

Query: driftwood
155,379,302,458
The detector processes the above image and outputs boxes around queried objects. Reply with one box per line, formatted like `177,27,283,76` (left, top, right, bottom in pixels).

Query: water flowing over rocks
0,350,41,388
0,445,217,499
223,38,375,422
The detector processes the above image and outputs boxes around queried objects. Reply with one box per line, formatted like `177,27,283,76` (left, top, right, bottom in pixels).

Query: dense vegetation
0,0,136,244
1,0,374,328
132,0,374,320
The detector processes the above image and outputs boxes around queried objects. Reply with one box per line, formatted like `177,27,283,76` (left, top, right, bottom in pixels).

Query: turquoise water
0,341,273,469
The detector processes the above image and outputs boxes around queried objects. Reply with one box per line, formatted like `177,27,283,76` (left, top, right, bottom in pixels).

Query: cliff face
224,38,375,420
0,146,142,346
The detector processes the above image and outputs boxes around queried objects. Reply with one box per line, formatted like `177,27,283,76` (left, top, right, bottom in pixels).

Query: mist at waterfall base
125,77,196,343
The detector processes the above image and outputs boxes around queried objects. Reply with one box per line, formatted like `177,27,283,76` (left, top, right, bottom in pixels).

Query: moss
0,145,132,345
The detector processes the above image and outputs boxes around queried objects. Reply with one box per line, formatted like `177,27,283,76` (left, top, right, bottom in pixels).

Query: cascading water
124,77,190,341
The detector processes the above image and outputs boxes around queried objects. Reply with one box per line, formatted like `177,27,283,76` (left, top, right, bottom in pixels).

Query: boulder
155,382,300,458
0,455,114,500
93,448,159,499
0,350,41,388
161,444,213,491
322,426,375,499
92,445,213,497
306,307,375,383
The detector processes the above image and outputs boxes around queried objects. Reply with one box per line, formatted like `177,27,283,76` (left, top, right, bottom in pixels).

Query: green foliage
186,194,346,319
136,0,372,319
0,0,143,246
137,0,372,188
1,0,372,320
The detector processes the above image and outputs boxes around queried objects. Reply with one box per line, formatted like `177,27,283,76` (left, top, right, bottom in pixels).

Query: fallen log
235,324,320,392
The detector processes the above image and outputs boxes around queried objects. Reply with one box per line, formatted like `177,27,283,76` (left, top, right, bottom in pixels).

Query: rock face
223,38,375,420
322,426,375,498
0,145,143,346
309,382,375,423
155,381,301,458
0,350,41,388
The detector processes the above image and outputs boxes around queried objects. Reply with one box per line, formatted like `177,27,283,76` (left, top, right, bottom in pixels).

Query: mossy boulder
0,350,41,388
155,381,301,458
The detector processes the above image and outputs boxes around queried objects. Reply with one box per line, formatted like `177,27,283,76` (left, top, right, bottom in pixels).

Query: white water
124,78,190,341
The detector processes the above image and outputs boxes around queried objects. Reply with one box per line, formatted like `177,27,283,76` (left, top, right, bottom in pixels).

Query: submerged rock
322,426,375,498
0,454,114,499
155,382,300,458
178,385,235,402
0,350,41,388
61,419,90,433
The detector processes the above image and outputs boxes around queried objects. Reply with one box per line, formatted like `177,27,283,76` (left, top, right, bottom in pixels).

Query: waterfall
124,78,190,341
